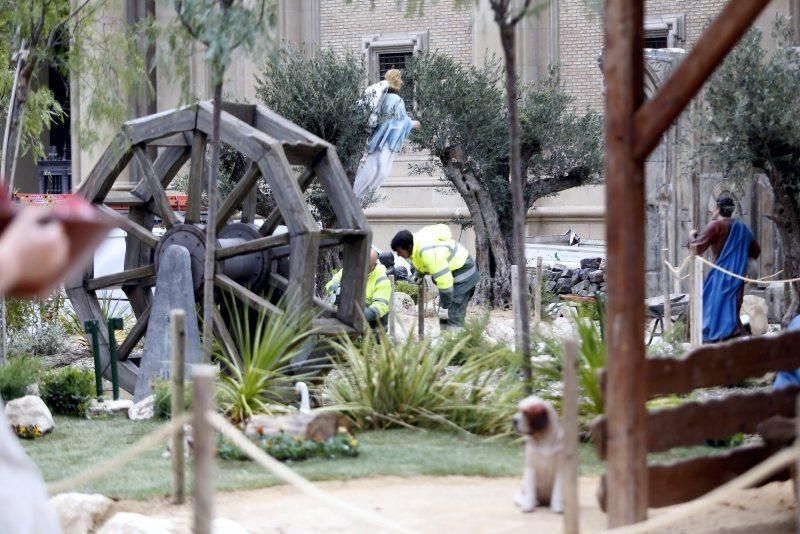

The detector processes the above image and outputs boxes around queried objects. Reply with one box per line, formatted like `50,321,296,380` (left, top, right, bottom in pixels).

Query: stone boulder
50,493,113,534
571,280,590,295
97,513,172,534
89,399,134,418
5,395,54,434
128,395,155,421
393,292,416,315
555,278,572,294
484,319,515,345
588,270,604,284
581,257,602,270
741,295,769,336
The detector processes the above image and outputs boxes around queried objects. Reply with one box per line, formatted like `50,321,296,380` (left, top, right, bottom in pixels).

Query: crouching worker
391,224,479,330
326,249,392,332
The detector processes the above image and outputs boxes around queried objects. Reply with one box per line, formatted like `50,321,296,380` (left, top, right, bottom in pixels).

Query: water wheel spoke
211,305,241,368
216,163,260,232
185,132,206,224
269,272,335,316
133,146,183,228
130,146,191,201
215,233,290,261
258,166,316,236
214,274,283,316
117,304,151,362
97,205,159,248
86,265,156,291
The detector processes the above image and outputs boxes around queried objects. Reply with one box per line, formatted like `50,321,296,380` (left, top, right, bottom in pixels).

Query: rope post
689,246,698,347
170,310,186,505
534,256,543,325
562,340,580,534
389,274,396,339
417,280,425,340
84,320,103,398
192,364,216,534
511,265,522,350
661,248,672,334
107,318,124,400
691,252,704,347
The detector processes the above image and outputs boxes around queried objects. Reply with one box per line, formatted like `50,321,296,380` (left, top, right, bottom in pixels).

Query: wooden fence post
562,339,580,534
662,248,672,333
535,257,543,325
691,252,704,347
389,274,396,338
417,280,425,340
795,394,800,529
689,246,698,347
170,309,186,505
192,364,216,534
511,265,522,350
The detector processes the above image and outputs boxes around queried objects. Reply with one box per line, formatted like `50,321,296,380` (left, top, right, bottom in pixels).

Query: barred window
644,29,669,49
378,51,413,79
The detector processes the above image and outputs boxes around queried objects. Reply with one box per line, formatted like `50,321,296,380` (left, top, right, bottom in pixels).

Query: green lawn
22,416,717,500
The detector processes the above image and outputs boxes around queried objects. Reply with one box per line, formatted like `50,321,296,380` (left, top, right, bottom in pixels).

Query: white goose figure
295,381,311,414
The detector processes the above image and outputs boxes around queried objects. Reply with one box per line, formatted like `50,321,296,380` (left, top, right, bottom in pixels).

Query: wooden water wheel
65,101,370,393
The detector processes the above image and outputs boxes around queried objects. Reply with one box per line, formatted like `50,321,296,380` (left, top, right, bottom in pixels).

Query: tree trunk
769,178,800,324
2,61,33,189
499,20,533,392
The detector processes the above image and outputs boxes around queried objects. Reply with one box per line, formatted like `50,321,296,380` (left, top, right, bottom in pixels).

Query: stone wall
319,0,473,65
539,258,606,298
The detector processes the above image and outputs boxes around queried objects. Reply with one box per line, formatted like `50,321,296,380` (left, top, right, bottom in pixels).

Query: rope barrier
663,256,800,285
607,446,797,533
208,412,415,534
47,413,191,494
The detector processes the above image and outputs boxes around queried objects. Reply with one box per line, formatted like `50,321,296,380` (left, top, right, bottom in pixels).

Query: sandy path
112,476,797,533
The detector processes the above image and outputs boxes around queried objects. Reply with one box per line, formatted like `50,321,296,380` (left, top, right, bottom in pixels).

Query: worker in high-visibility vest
391,224,479,329
326,249,392,330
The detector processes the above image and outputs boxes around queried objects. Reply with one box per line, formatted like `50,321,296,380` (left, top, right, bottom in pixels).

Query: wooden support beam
214,274,283,316
86,265,156,291
211,305,240,368
268,272,336,316
633,0,771,160
603,0,647,526
259,166,316,237
215,163,260,232
117,304,151,362
96,205,159,249
132,146,181,227
186,131,207,224
216,233,290,261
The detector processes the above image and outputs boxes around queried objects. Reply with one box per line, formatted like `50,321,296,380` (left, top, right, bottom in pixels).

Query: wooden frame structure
66,101,370,393
603,0,773,527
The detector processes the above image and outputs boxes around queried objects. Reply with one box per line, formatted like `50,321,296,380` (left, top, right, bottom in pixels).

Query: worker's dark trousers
441,261,480,329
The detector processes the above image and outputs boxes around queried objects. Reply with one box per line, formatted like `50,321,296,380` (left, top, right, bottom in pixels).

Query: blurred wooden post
417,280,425,340
389,274,396,338
511,265,522,349
795,394,800,528
192,365,216,534
170,309,186,505
661,248,672,333
562,340,580,534
534,256,543,324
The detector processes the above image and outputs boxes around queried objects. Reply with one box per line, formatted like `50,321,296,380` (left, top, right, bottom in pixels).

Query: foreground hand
0,208,69,295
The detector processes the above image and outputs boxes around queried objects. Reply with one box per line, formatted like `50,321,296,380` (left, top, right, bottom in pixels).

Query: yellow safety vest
410,224,472,302
325,263,392,320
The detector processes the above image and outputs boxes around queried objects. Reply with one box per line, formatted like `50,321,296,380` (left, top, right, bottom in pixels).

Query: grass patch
21,417,721,500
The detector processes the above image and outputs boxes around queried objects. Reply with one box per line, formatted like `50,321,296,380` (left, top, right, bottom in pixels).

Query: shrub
437,314,514,366
395,280,419,304
0,355,44,401
215,296,316,424
62,292,134,350
41,367,95,417
153,380,192,419
7,292,69,356
217,427,359,462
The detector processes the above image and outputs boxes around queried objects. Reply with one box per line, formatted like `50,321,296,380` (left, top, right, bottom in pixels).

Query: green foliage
153,380,192,420
41,367,95,417
217,427,359,462
394,280,419,304
328,327,524,435
0,355,44,401
7,293,68,356
215,296,315,424
437,314,513,366
62,292,135,349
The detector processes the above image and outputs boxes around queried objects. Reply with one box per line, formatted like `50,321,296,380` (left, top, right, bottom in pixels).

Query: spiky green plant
215,297,317,424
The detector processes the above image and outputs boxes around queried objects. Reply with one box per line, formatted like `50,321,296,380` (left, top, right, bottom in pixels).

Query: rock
393,292,416,315
50,493,113,534
552,263,566,273
600,258,607,270
545,280,557,293
571,280,589,295
484,320,515,345
5,395,54,434
563,268,574,278
580,257,602,270
571,271,581,285
25,383,40,397
551,317,577,340
128,395,155,421
588,270,604,283
587,283,600,294
97,513,173,534
88,399,134,418
555,278,572,294
741,295,768,336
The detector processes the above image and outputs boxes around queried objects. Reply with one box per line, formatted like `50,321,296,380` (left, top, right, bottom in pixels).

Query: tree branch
509,0,534,27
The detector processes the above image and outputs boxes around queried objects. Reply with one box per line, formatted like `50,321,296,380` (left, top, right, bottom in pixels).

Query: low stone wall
538,257,606,298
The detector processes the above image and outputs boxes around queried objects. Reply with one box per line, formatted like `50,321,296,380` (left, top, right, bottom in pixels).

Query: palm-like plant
215,297,317,424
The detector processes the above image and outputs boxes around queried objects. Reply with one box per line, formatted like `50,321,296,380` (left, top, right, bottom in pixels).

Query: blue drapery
773,315,800,389
702,219,753,342
367,93,413,154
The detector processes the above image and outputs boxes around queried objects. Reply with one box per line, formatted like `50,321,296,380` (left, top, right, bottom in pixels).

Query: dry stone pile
539,257,606,297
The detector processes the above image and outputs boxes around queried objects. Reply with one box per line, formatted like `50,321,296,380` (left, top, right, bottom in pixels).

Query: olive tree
704,19,800,323
405,53,603,307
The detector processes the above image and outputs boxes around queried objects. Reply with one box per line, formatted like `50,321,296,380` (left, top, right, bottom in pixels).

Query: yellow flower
350,439,358,447
294,436,302,443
